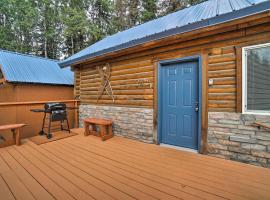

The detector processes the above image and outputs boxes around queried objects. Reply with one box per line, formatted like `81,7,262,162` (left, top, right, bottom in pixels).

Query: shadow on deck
0,128,270,200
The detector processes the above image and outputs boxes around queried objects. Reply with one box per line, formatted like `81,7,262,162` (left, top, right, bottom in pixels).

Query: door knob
195,101,199,112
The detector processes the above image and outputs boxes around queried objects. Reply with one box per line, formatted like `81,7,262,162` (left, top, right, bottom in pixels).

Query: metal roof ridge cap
59,0,270,67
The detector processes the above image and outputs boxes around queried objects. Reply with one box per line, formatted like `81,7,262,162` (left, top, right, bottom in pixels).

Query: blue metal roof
59,0,270,67
0,50,73,85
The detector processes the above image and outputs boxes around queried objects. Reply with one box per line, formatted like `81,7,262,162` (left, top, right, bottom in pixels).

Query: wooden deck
0,129,270,200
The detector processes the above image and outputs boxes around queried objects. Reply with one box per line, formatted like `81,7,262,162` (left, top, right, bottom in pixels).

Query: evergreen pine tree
0,0,207,58
141,0,157,23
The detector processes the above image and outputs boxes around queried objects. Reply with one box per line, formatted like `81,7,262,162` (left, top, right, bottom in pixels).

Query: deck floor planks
110,140,270,192
56,139,213,200
0,175,15,200
23,142,131,200
75,135,270,190
72,130,270,181
60,139,240,200
13,145,93,200
71,128,270,178
112,134,270,176
44,141,199,200
26,141,136,200
99,137,270,192
42,143,161,200
93,133,270,185
59,138,270,197
114,134,270,176
75,134,269,195
0,155,35,200
67,135,268,185
0,131,269,200
62,136,263,200
0,149,54,200
6,147,75,200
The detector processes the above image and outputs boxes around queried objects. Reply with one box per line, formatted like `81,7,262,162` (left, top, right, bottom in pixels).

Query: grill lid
44,103,67,112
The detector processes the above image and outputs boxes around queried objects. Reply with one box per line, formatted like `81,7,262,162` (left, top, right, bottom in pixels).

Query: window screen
245,44,270,112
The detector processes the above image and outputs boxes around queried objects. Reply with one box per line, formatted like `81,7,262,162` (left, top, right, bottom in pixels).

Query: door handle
195,101,199,112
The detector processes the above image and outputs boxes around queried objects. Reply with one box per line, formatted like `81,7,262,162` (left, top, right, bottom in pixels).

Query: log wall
208,46,236,112
74,16,270,112
77,59,154,107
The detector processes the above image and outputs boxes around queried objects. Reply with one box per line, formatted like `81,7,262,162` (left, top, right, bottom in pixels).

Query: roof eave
59,1,270,68
6,80,74,86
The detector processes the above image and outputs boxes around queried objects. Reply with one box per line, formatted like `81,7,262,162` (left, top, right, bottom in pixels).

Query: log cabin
0,50,74,143
60,0,270,167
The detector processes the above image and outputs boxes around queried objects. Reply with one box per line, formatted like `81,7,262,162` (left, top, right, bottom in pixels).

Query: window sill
242,111,270,116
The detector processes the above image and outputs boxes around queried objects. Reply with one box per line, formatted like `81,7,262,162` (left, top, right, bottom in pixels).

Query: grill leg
65,113,70,133
60,120,63,131
39,113,46,135
47,115,52,139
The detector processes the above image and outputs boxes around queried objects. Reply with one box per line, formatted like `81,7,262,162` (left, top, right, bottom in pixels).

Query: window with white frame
242,43,270,114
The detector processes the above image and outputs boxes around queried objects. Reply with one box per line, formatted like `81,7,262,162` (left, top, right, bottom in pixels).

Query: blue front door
160,61,198,150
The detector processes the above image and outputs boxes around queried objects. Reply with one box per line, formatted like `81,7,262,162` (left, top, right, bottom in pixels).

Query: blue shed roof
59,0,270,67
0,50,73,85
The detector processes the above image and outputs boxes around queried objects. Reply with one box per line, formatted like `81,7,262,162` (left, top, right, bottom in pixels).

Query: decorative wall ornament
96,63,115,103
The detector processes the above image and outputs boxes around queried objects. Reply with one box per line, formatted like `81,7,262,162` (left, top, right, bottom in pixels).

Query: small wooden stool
84,118,113,141
0,124,26,146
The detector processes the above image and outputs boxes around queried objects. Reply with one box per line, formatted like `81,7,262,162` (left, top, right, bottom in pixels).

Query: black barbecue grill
31,102,70,139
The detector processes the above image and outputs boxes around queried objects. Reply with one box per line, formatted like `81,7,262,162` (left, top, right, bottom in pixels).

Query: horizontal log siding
74,68,80,98
74,18,270,111
208,47,236,112
79,60,154,107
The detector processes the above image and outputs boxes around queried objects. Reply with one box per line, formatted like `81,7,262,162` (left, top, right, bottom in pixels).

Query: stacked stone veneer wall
79,105,154,143
208,112,270,168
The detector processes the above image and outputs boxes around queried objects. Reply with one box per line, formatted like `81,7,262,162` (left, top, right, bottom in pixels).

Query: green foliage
112,0,128,32
0,0,16,51
90,0,114,41
141,0,157,22
62,6,88,56
35,0,62,58
128,0,140,26
0,0,205,59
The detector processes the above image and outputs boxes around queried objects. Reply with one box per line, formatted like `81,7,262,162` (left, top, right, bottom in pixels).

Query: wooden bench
84,118,113,141
0,124,26,146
